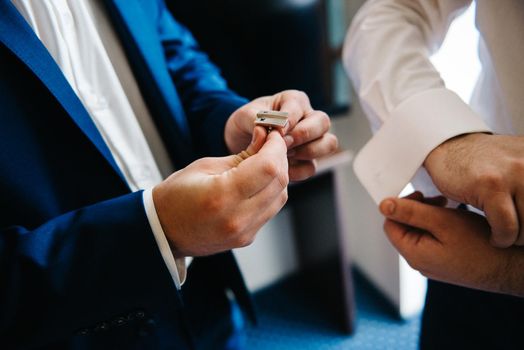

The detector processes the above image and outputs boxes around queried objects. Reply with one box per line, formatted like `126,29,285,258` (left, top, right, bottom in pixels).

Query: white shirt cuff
353,88,492,204
142,188,187,289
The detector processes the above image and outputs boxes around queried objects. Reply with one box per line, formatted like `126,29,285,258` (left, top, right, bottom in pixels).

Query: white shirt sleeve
343,0,492,204
142,189,187,290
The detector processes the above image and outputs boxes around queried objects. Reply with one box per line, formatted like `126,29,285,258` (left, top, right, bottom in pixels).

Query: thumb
217,126,267,171
224,126,268,169
184,127,270,175
246,126,268,155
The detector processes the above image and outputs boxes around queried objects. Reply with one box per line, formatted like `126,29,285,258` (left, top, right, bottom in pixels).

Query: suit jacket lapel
0,0,127,184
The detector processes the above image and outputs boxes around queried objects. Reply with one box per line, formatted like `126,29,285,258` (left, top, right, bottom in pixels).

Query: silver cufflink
255,110,289,131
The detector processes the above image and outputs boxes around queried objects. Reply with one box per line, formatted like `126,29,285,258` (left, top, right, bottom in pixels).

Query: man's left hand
225,90,339,181
379,192,524,297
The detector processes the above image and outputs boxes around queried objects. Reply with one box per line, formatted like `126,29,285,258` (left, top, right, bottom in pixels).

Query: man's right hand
379,193,524,298
424,133,524,248
152,127,289,257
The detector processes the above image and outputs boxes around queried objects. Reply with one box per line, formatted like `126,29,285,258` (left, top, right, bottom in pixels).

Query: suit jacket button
75,328,90,336
94,322,109,332
112,317,127,327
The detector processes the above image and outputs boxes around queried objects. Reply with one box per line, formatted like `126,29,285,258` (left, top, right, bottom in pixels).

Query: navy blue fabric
420,207,524,349
420,279,524,349
0,0,250,348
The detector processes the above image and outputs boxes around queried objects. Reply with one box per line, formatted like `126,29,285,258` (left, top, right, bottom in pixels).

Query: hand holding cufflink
231,111,289,166
224,90,339,180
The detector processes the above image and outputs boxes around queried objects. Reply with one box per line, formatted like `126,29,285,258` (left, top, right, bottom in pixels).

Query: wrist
152,184,177,251
424,132,489,172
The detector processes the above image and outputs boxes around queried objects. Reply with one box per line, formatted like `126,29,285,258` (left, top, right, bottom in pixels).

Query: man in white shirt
344,0,524,348
0,0,338,348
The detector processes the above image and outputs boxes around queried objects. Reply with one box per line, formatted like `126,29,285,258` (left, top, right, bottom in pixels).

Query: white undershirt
12,0,187,288
344,0,524,203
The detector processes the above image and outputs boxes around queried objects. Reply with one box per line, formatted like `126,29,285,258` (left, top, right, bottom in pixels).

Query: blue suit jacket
0,0,250,348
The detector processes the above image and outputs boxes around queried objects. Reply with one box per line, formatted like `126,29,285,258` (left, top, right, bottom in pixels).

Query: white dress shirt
12,0,187,288
344,0,524,203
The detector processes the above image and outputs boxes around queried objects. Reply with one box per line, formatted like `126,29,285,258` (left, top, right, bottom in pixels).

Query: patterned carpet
246,266,421,349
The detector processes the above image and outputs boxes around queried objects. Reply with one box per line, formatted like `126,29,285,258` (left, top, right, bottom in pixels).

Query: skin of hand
379,192,524,298
153,126,289,257
225,90,339,181
424,132,524,248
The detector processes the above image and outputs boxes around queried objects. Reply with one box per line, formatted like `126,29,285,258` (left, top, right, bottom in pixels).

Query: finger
424,196,448,207
244,186,289,238
383,219,440,272
229,187,289,249
248,126,268,154
230,131,288,198
515,191,524,246
247,176,288,213
273,90,314,134
483,192,519,248
288,159,317,182
384,219,426,256
287,133,338,161
379,198,450,234
402,191,447,207
403,191,423,201
286,111,332,148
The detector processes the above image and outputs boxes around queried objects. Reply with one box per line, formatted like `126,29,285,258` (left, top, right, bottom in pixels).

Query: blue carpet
246,267,421,349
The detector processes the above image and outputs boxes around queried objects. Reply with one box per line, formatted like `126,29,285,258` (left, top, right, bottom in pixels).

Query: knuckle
281,189,289,205
235,234,255,248
296,128,311,144
327,134,339,153
203,196,224,213
288,89,308,100
510,158,524,174
307,161,317,177
405,257,424,272
318,112,331,130
278,172,290,188
417,267,431,278
262,160,279,178
477,171,505,190
222,217,244,236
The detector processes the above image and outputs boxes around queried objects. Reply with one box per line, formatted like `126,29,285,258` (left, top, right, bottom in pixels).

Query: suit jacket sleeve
0,191,181,348
157,0,249,157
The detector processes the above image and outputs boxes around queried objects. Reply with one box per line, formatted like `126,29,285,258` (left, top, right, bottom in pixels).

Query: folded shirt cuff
142,188,187,289
353,88,492,204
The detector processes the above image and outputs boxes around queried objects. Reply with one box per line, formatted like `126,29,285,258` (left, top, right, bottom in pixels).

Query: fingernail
284,135,294,147
380,200,396,216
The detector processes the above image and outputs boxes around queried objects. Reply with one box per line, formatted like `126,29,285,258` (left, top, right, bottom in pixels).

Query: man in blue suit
0,0,338,349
